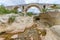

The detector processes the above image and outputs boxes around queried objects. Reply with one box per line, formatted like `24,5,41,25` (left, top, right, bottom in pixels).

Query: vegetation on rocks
26,12,34,16
51,4,58,9
8,16,16,24
0,4,60,40
0,5,18,15
41,5,47,13
0,5,11,14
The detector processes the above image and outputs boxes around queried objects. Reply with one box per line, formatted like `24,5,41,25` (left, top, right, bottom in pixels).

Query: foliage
50,4,60,9
0,5,18,15
10,9,18,14
41,5,47,13
41,8,47,13
26,12,35,16
19,13,24,16
0,5,11,14
51,4,57,9
8,16,16,24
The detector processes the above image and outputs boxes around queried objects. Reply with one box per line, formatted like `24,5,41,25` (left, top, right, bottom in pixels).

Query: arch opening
17,8,22,13
25,5,41,11
27,7,41,15
25,5,41,15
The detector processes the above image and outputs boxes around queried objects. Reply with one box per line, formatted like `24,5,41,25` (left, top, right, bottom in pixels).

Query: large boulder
50,25,60,37
41,28,60,40
47,12,60,25
0,14,34,33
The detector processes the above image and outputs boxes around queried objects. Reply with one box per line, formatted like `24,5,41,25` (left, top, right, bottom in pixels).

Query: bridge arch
24,4,41,13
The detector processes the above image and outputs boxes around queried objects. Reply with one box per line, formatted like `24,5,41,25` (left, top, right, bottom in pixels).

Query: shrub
26,12,34,16
0,5,11,14
8,16,16,24
0,5,18,15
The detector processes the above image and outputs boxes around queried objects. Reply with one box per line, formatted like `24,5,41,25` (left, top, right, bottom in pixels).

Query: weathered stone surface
41,28,60,40
0,12,60,40
0,14,34,33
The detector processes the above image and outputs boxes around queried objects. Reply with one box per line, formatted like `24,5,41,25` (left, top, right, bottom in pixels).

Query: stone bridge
6,3,53,13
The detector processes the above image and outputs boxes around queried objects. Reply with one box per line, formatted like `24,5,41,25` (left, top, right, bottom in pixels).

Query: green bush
10,9,18,14
0,5,18,15
0,5,11,14
19,13,24,16
41,8,47,13
26,12,34,16
8,16,16,24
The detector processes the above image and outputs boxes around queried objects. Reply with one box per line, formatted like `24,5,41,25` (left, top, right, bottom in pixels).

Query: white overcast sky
0,0,60,6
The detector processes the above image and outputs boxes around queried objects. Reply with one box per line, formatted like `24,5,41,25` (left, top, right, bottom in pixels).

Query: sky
27,7,40,14
25,0,60,4
0,0,60,6
0,0,25,6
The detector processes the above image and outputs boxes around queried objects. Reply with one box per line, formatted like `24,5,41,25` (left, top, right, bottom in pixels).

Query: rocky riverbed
0,13,60,40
